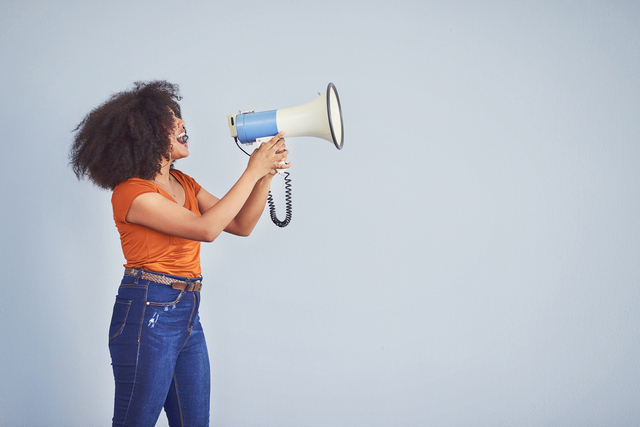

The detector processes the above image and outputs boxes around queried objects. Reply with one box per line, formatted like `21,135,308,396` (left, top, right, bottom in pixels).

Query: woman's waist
123,267,203,292
124,267,201,282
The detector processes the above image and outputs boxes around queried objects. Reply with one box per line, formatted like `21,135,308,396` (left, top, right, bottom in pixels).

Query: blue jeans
109,270,210,426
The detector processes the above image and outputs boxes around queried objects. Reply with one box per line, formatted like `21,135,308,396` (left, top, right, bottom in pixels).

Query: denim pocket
109,298,131,341
146,284,184,307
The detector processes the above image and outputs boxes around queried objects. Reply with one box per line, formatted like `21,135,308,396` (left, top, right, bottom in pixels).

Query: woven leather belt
124,267,202,292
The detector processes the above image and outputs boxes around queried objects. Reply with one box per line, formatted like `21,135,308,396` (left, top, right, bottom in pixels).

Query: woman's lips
177,129,188,146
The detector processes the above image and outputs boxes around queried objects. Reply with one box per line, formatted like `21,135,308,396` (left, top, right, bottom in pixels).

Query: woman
70,80,289,426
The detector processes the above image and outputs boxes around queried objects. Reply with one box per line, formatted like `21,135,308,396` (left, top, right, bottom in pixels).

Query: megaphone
227,82,343,150
227,83,344,228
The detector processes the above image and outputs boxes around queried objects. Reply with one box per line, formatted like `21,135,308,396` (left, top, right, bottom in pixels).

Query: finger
271,140,285,152
269,132,285,149
269,131,284,143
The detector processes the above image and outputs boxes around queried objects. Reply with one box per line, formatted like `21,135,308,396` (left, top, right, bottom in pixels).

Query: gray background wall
1,1,639,426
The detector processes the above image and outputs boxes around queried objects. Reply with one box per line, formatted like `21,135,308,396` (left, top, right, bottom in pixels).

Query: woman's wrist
241,167,265,184
259,174,275,184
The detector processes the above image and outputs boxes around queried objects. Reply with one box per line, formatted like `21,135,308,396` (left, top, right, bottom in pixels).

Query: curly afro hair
70,80,183,190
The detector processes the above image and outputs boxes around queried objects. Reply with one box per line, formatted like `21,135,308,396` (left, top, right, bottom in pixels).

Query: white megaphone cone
228,83,344,149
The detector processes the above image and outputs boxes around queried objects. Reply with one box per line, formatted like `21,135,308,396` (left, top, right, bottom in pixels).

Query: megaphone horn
228,83,344,150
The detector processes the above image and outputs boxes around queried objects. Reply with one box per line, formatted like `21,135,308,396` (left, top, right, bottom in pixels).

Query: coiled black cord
267,171,292,227
235,137,293,228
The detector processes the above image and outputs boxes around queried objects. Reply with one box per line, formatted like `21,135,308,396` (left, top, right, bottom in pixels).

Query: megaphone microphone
227,83,344,228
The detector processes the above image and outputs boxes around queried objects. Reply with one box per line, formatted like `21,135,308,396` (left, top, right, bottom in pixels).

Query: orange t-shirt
111,169,202,277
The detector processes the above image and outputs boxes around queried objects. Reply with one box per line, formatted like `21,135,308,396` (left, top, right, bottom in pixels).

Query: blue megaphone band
235,110,278,144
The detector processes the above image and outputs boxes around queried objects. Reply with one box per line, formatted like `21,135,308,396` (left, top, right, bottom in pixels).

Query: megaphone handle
255,136,287,174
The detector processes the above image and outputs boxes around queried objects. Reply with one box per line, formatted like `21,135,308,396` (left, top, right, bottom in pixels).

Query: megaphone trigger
276,161,288,175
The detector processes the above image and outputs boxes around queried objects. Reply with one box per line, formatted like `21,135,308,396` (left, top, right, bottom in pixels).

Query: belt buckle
185,281,202,292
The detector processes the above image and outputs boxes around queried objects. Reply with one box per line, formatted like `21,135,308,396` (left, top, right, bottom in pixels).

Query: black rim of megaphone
327,82,344,150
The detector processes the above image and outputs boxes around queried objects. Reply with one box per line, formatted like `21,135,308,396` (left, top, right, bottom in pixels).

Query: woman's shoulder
171,169,201,192
170,169,193,182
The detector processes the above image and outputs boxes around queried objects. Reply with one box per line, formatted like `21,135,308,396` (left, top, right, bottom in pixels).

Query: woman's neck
150,163,177,197
153,162,173,185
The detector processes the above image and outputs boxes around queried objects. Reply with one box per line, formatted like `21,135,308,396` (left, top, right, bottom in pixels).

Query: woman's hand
247,132,291,178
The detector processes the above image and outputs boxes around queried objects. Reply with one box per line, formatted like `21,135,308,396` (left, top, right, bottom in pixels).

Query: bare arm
196,174,275,237
126,133,290,242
